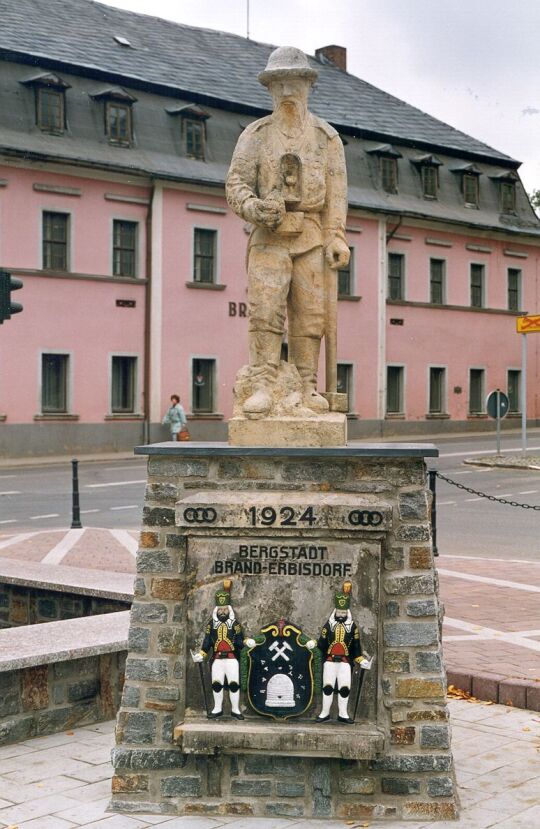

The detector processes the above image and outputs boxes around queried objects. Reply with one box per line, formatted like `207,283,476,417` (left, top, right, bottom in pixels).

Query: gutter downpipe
143,179,156,445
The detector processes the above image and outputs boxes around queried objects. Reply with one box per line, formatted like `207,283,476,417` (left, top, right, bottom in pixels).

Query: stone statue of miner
192,580,248,720
226,46,350,417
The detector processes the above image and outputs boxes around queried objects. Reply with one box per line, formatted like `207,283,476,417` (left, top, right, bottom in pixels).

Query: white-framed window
41,352,70,413
338,247,355,297
428,366,446,414
388,252,405,300
469,368,485,414
386,365,404,414
193,228,218,284
113,220,138,277
42,211,70,271
470,263,485,308
507,369,521,413
507,268,521,312
111,355,138,413
429,258,445,305
337,362,353,412
192,357,216,413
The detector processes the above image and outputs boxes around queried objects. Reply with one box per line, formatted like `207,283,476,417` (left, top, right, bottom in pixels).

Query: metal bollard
71,458,82,529
428,469,438,557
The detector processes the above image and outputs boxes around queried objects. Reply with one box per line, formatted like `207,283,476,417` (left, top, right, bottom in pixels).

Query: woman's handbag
177,427,190,441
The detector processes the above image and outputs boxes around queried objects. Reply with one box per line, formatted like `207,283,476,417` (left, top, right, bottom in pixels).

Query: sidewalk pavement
0,699,538,829
0,527,538,710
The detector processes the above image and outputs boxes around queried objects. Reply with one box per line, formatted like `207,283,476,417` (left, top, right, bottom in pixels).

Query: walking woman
162,394,189,441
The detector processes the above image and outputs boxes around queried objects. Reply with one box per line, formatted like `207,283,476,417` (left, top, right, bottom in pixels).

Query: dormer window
367,144,402,194
463,173,479,207
411,154,442,199
166,104,210,161
90,87,137,146
501,181,516,213
490,170,519,214
107,101,132,143
451,163,482,208
20,73,70,134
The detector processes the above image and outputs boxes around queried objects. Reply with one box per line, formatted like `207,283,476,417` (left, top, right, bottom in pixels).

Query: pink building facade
1,0,539,456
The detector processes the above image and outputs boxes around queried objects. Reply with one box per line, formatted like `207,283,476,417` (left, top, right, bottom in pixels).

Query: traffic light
0,270,23,324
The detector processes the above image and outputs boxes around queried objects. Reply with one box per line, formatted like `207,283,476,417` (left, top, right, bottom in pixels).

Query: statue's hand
244,196,285,229
192,651,204,663
245,638,256,649
305,639,317,651
325,239,350,270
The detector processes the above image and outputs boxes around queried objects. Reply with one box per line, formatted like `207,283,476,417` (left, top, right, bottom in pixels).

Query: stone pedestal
228,413,347,447
111,442,458,822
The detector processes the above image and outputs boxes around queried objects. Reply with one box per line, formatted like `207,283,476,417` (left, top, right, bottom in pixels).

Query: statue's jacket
200,613,245,661
317,614,362,665
226,112,348,257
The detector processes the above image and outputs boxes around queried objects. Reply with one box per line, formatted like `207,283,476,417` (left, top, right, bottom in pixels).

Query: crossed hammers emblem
269,640,293,662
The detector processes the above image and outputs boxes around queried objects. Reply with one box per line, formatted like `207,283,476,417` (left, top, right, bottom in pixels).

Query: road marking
110,505,138,510
110,529,138,557
444,617,540,653
30,513,60,520
497,493,514,498
516,629,540,637
42,528,85,565
0,491,21,496
80,509,100,514
0,519,17,525
0,475,16,479
438,568,540,593
449,471,473,476
519,490,538,495
439,444,540,458
440,554,536,564
437,500,456,505
85,480,146,488
464,497,483,502
0,532,41,550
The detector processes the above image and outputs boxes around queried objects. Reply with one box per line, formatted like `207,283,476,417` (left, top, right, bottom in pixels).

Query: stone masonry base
111,443,458,821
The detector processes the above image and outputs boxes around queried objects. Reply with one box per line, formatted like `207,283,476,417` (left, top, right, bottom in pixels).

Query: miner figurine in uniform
316,581,367,724
192,580,246,720
226,46,349,417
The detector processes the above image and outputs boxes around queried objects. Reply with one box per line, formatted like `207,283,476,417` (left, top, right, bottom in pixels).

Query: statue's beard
275,99,306,131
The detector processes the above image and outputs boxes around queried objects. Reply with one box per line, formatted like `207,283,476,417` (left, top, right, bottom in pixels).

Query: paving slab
0,700,538,828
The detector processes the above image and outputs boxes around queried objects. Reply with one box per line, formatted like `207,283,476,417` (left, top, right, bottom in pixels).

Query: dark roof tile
0,0,515,163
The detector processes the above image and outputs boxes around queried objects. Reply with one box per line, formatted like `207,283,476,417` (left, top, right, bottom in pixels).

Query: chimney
315,44,347,72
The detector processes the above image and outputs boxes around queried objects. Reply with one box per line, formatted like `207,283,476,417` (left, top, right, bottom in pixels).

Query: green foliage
529,188,540,215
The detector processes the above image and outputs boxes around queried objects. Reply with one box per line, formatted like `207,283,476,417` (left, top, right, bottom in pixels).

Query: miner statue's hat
215,579,232,607
334,580,352,610
258,46,318,87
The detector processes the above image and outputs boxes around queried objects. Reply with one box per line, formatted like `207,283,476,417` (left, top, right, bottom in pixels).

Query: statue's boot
243,331,281,417
289,336,329,413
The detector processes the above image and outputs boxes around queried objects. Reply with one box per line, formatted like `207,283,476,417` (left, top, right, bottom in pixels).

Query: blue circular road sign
486,390,509,419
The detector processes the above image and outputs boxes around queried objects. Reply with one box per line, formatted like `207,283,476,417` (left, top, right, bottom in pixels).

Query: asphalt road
0,431,538,559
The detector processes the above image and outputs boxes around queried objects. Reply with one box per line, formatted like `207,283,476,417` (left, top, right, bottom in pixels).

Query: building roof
0,0,517,166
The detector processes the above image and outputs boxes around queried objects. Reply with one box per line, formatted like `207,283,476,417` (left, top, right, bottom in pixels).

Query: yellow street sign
516,315,540,334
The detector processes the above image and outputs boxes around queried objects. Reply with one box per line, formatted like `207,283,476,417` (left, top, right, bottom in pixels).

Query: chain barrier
434,471,540,511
